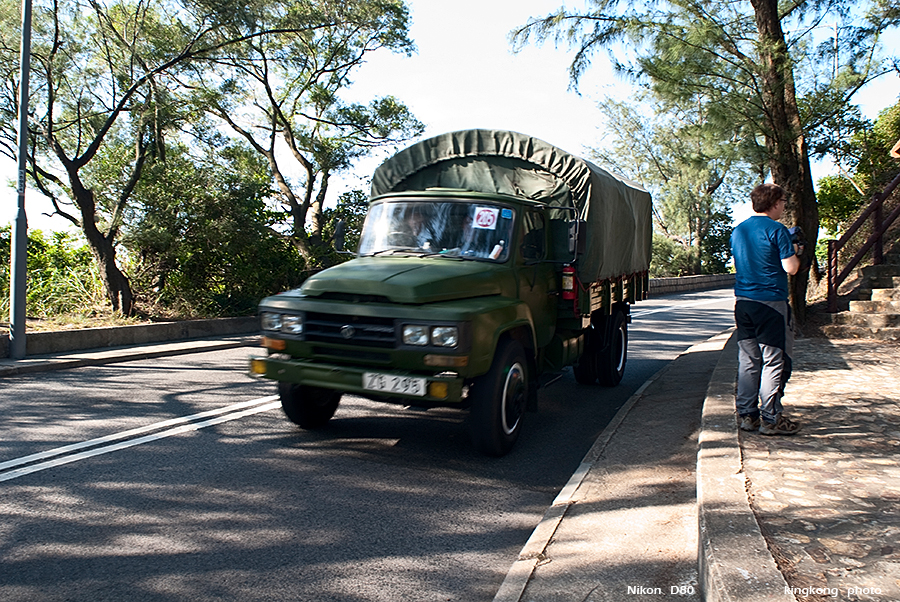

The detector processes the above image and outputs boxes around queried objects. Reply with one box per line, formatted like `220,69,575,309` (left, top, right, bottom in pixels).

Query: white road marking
0,395,279,482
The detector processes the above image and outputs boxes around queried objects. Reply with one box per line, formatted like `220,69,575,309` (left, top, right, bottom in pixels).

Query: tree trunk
71,179,135,315
750,0,819,322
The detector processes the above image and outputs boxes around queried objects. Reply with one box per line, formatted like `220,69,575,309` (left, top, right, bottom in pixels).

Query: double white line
0,396,280,483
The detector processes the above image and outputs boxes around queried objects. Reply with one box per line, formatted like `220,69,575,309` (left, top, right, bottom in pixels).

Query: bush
123,145,308,316
0,226,106,319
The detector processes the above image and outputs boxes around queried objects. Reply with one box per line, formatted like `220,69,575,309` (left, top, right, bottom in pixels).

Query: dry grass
0,313,152,333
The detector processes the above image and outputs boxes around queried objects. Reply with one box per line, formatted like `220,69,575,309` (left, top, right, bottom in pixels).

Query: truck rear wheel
469,340,529,456
278,382,341,429
573,335,600,385
574,309,628,387
597,310,627,387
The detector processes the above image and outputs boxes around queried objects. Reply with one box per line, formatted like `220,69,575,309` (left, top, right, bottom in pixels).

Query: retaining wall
1,275,734,359
650,274,734,295
1,317,258,359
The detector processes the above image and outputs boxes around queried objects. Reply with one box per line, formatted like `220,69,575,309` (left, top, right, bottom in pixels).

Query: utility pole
9,0,32,360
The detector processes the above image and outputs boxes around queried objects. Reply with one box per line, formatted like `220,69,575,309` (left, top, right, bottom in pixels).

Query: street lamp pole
9,0,32,360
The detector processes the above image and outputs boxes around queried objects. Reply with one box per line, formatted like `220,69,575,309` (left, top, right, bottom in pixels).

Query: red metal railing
826,170,900,312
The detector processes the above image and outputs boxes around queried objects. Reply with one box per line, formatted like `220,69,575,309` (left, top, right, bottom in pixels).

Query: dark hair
750,183,786,213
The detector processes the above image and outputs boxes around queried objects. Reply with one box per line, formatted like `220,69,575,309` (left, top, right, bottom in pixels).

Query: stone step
832,311,900,328
860,275,899,290
848,300,900,314
859,264,900,280
822,324,900,341
871,288,900,301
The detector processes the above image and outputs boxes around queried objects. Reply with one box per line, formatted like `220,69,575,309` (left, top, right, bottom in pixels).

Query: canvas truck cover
370,129,652,285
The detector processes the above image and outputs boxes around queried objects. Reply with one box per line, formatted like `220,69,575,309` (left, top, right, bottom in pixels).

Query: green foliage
514,0,898,245
651,234,693,277
700,209,734,275
650,208,732,277
815,100,900,194
192,0,421,265
814,100,900,237
514,1,897,148
318,189,370,260
2,0,415,315
816,175,866,236
0,226,105,319
123,144,306,316
592,94,741,275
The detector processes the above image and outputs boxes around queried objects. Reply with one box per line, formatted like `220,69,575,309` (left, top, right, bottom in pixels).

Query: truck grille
305,312,396,348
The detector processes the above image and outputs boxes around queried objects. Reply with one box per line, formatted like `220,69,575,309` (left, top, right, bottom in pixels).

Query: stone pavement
742,336,900,602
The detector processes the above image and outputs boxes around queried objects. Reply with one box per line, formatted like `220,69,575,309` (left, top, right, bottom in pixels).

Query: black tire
597,310,627,387
573,328,599,385
469,340,530,456
278,382,341,429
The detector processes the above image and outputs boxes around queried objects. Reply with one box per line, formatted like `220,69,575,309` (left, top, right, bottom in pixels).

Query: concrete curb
493,329,734,602
0,316,258,359
697,329,793,602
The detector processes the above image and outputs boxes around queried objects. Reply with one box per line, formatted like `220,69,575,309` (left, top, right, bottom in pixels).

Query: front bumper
249,356,466,405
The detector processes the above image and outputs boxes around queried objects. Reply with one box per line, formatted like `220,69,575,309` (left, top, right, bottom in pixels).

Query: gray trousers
734,299,794,423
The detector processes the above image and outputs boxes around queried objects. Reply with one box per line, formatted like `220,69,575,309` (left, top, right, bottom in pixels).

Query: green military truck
250,129,652,455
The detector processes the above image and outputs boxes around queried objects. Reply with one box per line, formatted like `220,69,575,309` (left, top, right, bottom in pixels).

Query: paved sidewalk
742,337,900,602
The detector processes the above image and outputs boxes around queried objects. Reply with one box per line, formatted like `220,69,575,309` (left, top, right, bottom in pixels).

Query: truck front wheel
469,340,530,456
278,382,341,429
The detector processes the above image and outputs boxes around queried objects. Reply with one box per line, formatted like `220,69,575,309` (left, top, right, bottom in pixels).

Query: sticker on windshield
473,207,500,230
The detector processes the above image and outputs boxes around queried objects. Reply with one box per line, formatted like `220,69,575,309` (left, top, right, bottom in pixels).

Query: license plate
362,372,427,397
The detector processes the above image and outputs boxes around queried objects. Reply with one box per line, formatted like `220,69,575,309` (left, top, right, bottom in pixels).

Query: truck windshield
358,200,516,262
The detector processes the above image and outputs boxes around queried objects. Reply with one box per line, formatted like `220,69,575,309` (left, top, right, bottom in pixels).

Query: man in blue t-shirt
730,183,802,435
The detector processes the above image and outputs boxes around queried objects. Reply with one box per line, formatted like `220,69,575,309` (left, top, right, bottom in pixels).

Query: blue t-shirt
731,215,795,301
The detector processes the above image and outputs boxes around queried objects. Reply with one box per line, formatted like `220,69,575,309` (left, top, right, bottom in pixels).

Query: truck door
518,208,558,347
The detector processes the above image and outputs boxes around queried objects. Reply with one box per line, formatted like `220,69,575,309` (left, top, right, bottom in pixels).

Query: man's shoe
759,414,801,436
739,414,761,431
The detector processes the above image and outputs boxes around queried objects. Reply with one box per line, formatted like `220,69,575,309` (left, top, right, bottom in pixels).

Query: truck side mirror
333,219,346,252
568,219,586,256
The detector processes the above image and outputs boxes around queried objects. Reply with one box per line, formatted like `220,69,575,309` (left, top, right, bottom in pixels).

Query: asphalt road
0,288,736,602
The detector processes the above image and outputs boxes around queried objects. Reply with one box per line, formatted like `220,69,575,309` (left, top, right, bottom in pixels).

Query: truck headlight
261,312,282,331
281,314,304,335
402,325,430,346
431,326,459,348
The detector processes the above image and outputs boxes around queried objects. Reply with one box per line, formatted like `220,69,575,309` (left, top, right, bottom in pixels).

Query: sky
2,0,899,232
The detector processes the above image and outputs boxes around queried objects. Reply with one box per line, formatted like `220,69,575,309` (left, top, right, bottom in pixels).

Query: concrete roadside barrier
650,274,735,295
0,317,258,359
1,275,734,359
